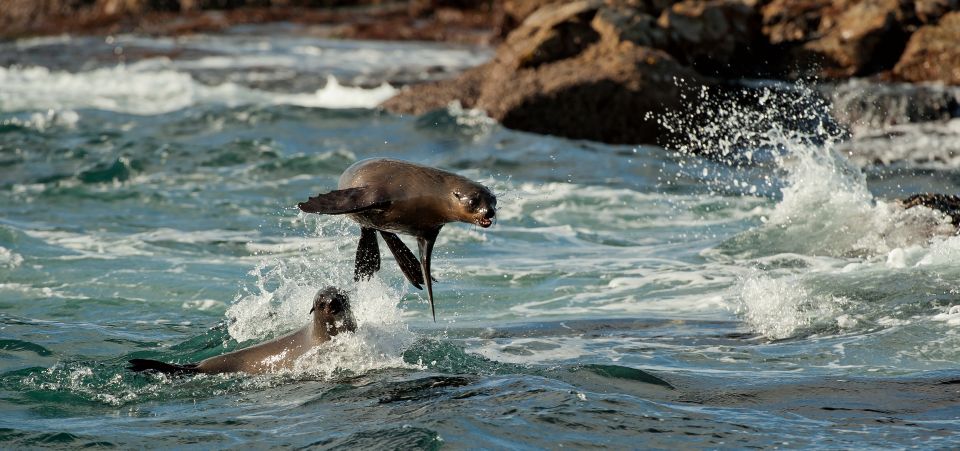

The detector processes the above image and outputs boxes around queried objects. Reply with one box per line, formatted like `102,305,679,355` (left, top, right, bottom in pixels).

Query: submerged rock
901,193,960,227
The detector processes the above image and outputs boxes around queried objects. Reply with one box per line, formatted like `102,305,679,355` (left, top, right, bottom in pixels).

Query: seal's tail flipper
380,231,424,289
128,359,200,375
354,227,381,281
417,228,441,322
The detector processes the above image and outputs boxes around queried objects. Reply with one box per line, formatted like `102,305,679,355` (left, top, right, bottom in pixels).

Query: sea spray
736,273,851,340
227,214,418,375
658,81,957,338
664,81,954,259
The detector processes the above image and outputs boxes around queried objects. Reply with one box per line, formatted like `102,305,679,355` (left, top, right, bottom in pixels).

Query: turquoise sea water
2,30,960,448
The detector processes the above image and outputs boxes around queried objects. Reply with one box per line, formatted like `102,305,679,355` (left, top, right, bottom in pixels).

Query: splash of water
226,215,419,376
659,81,957,339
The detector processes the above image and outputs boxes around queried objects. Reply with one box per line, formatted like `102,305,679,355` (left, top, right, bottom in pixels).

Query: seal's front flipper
417,227,441,322
380,231,424,289
355,227,381,281
298,187,387,215
128,359,200,375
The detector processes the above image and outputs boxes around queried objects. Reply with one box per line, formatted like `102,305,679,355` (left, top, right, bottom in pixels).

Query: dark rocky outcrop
657,0,761,77
383,0,711,144
383,0,960,145
4,0,960,146
901,193,960,227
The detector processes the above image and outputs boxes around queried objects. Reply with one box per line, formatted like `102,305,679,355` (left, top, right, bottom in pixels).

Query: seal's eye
455,191,477,206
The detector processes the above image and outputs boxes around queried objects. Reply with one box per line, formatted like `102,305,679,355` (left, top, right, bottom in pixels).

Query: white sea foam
0,61,396,114
837,119,960,168
736,274,851,339
23,228,268,260
661,83,960,339
168,34,491,75
226,214,417,375
181,299,226,311
0,108,80,130
291,290,421,376
467,336,590,364
764,143,955,257
227,265,418,376
0,246,24,268
499,181,767,230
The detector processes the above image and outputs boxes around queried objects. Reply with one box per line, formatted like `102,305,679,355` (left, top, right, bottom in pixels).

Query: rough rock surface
383,0,710,144
901,193,960,227
657,0,760,76
384,0,960,143
761,0,833,45
914,0,959,23
893,12,960,85
800,0,912,77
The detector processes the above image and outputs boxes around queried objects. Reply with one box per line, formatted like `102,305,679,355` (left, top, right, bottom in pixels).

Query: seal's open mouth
477,217,493,228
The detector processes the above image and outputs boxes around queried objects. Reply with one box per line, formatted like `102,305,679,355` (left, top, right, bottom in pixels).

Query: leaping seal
297,158,497,321
128,287,356,375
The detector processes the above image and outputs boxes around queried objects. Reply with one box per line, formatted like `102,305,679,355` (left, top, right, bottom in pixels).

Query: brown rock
383,0,711,144
657,0,760,75
499,0,603,69
591,4,667,48
499,0,565,35
761,0,832,45
483,40,707,143
800,0,912,77
914,0,959,24
893,12,960,85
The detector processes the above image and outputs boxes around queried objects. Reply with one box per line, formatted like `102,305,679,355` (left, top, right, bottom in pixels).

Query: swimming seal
297,158,497,321
128,287,356,375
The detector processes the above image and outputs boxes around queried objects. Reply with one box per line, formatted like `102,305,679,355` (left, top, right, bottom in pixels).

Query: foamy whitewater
2,30,959,449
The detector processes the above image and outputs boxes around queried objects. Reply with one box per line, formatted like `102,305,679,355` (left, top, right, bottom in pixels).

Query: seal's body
298,158,497,320
129,287,355,375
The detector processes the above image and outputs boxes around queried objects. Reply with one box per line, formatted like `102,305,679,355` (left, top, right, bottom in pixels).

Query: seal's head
452,182,497,228
310,287,357,334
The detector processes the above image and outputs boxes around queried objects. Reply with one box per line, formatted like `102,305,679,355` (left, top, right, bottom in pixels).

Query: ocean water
2,30,960,449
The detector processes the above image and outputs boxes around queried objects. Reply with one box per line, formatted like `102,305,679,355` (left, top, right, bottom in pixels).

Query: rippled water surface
2,30,960,449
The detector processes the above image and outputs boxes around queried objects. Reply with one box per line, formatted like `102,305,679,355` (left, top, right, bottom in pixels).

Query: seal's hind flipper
298,187,388,215
128,359,200,375
380,231,424,289
355,227,381,281
417,227,442,322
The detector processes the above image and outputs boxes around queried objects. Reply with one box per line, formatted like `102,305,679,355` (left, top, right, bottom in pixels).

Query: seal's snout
476,190,496,228
310,287,350,315
476,208,495,228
